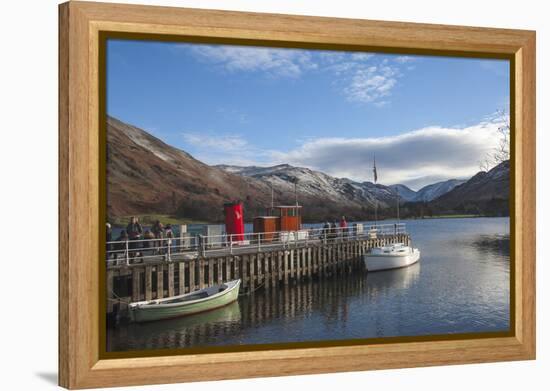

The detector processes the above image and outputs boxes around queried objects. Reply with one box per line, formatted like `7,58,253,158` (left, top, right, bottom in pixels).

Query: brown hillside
106,116,273,221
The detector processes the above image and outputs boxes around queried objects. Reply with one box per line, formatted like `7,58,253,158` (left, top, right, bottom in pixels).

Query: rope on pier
108,290,132,305
240,281,265,296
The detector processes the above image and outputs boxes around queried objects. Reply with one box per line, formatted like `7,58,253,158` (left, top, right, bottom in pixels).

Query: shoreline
108,213,508,229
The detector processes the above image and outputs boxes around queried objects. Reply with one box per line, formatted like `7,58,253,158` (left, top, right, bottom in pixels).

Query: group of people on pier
106,217,175,260
321,216,349,241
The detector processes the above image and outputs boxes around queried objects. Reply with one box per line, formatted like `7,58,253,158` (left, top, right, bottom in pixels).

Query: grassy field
109,214,206,228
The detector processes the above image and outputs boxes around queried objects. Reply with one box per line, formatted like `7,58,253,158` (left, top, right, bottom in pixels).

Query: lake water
106,217,510,352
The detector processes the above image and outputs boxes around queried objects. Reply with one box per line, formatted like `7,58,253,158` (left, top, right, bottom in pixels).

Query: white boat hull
364,248,420,272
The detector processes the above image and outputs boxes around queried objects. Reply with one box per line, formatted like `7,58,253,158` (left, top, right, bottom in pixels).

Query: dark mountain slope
431,160,510,216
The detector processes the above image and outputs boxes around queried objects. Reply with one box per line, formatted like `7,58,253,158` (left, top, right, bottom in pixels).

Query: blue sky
107,39,509,190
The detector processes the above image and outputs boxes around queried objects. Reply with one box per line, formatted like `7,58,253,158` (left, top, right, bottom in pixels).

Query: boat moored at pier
363,243,420,272
128,279,241,323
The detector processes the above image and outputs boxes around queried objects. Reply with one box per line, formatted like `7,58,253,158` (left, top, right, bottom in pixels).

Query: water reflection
470,234,510,257
108,263,422,351
365,263,420,292
108,301,242,351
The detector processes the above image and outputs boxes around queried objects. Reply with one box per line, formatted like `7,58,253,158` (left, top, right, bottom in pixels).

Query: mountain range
106,116,510,222
216,164,397,206
389,179,466,203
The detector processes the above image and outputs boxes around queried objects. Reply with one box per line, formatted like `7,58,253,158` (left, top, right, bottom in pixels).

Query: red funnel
224,201,244,242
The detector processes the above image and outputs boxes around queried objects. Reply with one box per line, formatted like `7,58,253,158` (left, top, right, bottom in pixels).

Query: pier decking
106,223,410,318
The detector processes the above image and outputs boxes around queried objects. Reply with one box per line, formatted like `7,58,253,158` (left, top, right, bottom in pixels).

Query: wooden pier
107,232,410,317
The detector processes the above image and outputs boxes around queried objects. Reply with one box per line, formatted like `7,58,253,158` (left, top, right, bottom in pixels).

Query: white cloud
321,53,404,105
394,56,416,64
351,53,374,61
190,45,316,78
179,115,508,189
342,65,399,104
269,118,507,189
182,44,415,106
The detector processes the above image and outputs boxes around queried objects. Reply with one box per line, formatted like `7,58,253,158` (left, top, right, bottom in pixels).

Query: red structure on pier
224,201,245,242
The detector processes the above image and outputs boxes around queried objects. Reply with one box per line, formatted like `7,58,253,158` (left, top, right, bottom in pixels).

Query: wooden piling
145,266,152,301
264,252,270,289
189,260,195,292
156,264,164,299
307,247,312,279
271,252,277,286
217,258,222,285
132,268,140,302
226,256,232,282
178,262,186,294
276,251,282,284
208,258,214,287
284,250,289,285
249,254,256,292
198,260,205,290
168,263,175,297
235,256,241,282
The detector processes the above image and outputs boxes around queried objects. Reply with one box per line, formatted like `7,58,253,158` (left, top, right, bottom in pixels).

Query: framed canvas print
58,1,536,389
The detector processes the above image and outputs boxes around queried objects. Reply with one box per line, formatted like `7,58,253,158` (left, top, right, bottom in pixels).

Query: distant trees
479,109,510,171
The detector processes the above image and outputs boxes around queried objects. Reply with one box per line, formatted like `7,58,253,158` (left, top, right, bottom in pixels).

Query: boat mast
396,193,400,223
373,155,378,226
294,178,298,206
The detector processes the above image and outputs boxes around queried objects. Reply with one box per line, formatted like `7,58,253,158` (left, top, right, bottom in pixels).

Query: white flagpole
373,155,378,226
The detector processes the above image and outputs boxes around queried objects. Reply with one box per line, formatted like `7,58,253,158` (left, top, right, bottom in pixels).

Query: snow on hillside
217,164,397,207
389,179,466,202
389,184,417,202
413,179,467,202
108,116,193,165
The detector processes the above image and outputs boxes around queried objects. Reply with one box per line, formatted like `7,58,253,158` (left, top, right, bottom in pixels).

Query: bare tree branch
480,109,510,171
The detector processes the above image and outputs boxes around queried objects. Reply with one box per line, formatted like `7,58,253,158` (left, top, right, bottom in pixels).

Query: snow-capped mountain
388,184,417,202
216,164,397,208
413,179,467,202
389,179,466,202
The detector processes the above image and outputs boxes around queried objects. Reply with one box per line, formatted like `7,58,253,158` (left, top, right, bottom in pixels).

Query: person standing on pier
330,221,338,241
340,216,348,239
126,216,143,259
164,224,174,255
151,220,164,254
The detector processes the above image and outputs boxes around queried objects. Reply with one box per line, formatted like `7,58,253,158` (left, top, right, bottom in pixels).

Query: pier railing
106,223,406,266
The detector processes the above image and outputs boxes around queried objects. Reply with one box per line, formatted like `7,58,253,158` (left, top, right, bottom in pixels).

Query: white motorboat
363,242,420,272
362,156,420,272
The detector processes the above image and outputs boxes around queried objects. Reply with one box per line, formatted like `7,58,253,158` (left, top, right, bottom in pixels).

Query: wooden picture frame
59,1,536,388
